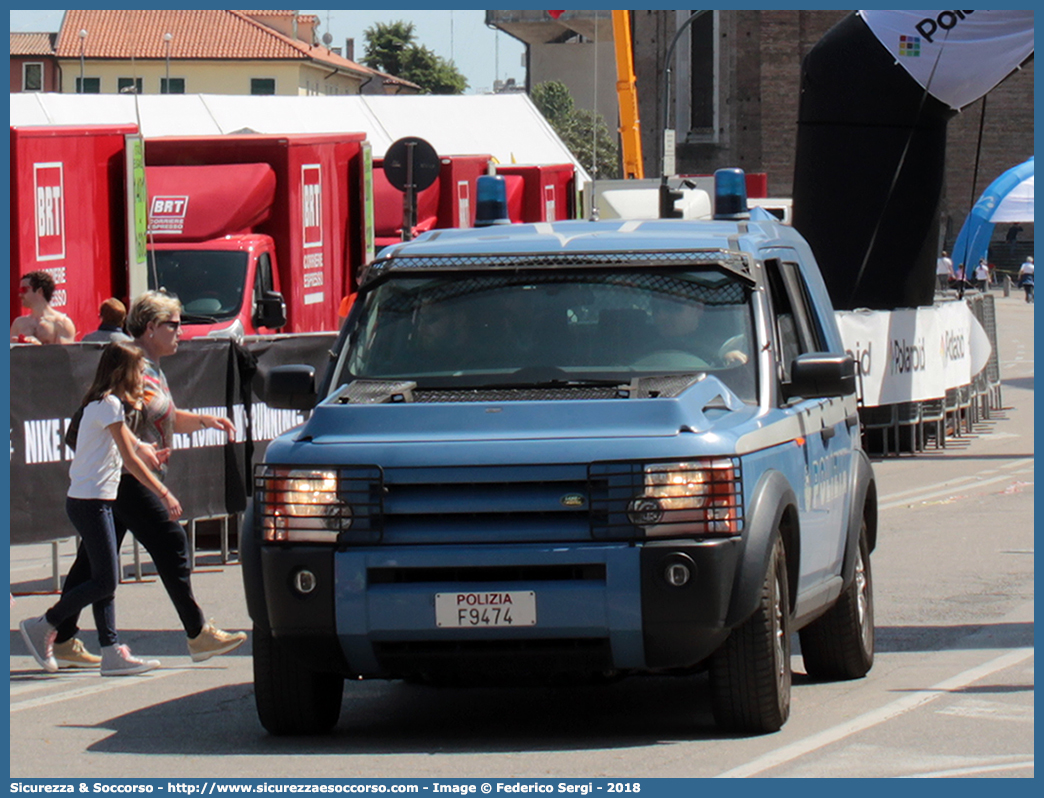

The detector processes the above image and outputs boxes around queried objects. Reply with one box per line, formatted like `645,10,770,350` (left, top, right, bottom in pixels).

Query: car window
338,268,757,402
764,257,828,392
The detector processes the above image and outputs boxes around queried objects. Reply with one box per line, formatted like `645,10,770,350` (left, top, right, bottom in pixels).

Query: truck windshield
337,268,757,402
148,250,249,320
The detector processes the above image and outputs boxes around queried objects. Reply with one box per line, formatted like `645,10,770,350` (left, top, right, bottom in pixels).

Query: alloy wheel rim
855,549,871,649
774,570,786,683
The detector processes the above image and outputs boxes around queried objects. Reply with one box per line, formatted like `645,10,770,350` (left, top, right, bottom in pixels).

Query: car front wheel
710,536,791,733
253,625,345,735
799,520,875,680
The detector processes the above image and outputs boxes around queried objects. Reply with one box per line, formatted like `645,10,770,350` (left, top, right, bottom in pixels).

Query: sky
7,9,527,95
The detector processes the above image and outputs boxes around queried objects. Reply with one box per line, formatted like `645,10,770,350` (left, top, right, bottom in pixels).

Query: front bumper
249,536,742,679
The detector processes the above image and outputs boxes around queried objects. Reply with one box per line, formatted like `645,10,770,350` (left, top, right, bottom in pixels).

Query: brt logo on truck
34,162,65,261
544,184,557,222
457,180,471,228
302,164,323,248
148,196,190,234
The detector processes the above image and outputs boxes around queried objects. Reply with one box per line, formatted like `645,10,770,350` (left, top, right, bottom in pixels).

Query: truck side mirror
255,290,287,330
266,365,317,410
784,353,857,400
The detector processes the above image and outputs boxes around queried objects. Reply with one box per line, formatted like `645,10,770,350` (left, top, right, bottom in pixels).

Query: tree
401,45,468,95
531,80,574,128
362,20,468,95
532,81,620,181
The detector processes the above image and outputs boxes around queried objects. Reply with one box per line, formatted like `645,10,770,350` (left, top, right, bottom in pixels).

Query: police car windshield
339,268,756,402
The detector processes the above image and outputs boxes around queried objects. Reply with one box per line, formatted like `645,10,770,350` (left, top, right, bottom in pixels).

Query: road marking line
901,759,1034,778
878,462,1033,504
11,671,99,697
10,668,184,711
878,469,1034,511
937,698,1034,723
714,647,1035,778
1001,459,1034,470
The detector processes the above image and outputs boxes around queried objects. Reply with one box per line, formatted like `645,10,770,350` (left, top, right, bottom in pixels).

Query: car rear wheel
799,521,875,680
253,625,345,735
710,537,791,733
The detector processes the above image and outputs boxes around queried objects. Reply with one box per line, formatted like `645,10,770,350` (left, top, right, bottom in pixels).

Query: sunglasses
158,320,181,331
18,285,31,294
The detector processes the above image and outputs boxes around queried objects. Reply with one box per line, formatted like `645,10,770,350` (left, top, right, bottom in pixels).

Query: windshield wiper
180,313,219,324
458,378,628,391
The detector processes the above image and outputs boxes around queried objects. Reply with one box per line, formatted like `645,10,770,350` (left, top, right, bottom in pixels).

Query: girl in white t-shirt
19,342,182,676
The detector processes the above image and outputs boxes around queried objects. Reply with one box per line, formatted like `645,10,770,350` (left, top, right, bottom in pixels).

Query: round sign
383,136,440,192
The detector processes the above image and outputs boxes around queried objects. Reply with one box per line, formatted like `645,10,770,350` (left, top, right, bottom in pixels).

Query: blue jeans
47,498,120,648
54,474,206,644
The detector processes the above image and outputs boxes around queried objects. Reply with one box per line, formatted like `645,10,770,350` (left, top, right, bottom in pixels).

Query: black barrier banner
11,340,230,544
11,344,105,544
159,339,235,520
10,334,337,545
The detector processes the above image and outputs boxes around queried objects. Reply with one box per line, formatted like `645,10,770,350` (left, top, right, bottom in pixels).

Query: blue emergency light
714,168,749,220
475,175,512,227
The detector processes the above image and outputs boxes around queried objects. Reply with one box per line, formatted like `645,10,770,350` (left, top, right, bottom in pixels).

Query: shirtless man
10,270,77,344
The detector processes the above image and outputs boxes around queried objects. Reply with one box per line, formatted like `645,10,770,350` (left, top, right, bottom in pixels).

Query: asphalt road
9,293,1033,779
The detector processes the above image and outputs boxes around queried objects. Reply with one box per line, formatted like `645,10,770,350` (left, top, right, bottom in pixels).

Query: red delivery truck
144,132,371,338
495,163,577,223
372,154,493,249
11,129,574,339
435,155,495,229
10,124,138,334
11,127,373,340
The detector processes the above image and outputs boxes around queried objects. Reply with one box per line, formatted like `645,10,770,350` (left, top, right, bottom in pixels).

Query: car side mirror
784,353,857,400
254,290,287,330
266,365,317,410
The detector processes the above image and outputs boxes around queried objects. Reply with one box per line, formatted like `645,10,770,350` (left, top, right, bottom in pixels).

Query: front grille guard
255,460,744,545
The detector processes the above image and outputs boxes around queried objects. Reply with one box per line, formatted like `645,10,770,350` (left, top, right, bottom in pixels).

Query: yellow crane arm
612,10,644,179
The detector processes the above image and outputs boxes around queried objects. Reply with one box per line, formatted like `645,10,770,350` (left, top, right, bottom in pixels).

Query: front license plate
435,591,537,628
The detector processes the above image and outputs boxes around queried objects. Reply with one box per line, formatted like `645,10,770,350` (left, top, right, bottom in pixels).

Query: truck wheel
253,625,344,735
710,537,791,733
799,521,874,680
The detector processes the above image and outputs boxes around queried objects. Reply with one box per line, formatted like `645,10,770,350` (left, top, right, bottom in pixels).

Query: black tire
710,537,791,733
799,521,875,680
253,625,345,735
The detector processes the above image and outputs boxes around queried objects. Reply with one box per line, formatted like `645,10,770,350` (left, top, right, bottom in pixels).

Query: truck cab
242,188,877,736
148,235,286,339
146,162,286,339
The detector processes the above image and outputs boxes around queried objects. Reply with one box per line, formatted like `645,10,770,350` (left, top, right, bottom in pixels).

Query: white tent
9,93,591,184
991,173,1034,223
952,157,1034,268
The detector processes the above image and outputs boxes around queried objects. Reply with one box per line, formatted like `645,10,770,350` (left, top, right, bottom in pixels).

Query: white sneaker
19,615,58,673
100,644,161,676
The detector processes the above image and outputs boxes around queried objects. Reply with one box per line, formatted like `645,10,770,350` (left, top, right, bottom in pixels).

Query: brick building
10,32,60,93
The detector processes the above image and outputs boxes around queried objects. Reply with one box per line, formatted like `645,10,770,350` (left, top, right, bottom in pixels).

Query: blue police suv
242,187,877,736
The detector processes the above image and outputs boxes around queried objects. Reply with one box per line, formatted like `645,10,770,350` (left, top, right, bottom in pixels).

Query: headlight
628,459,741,536
258,468,349,543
